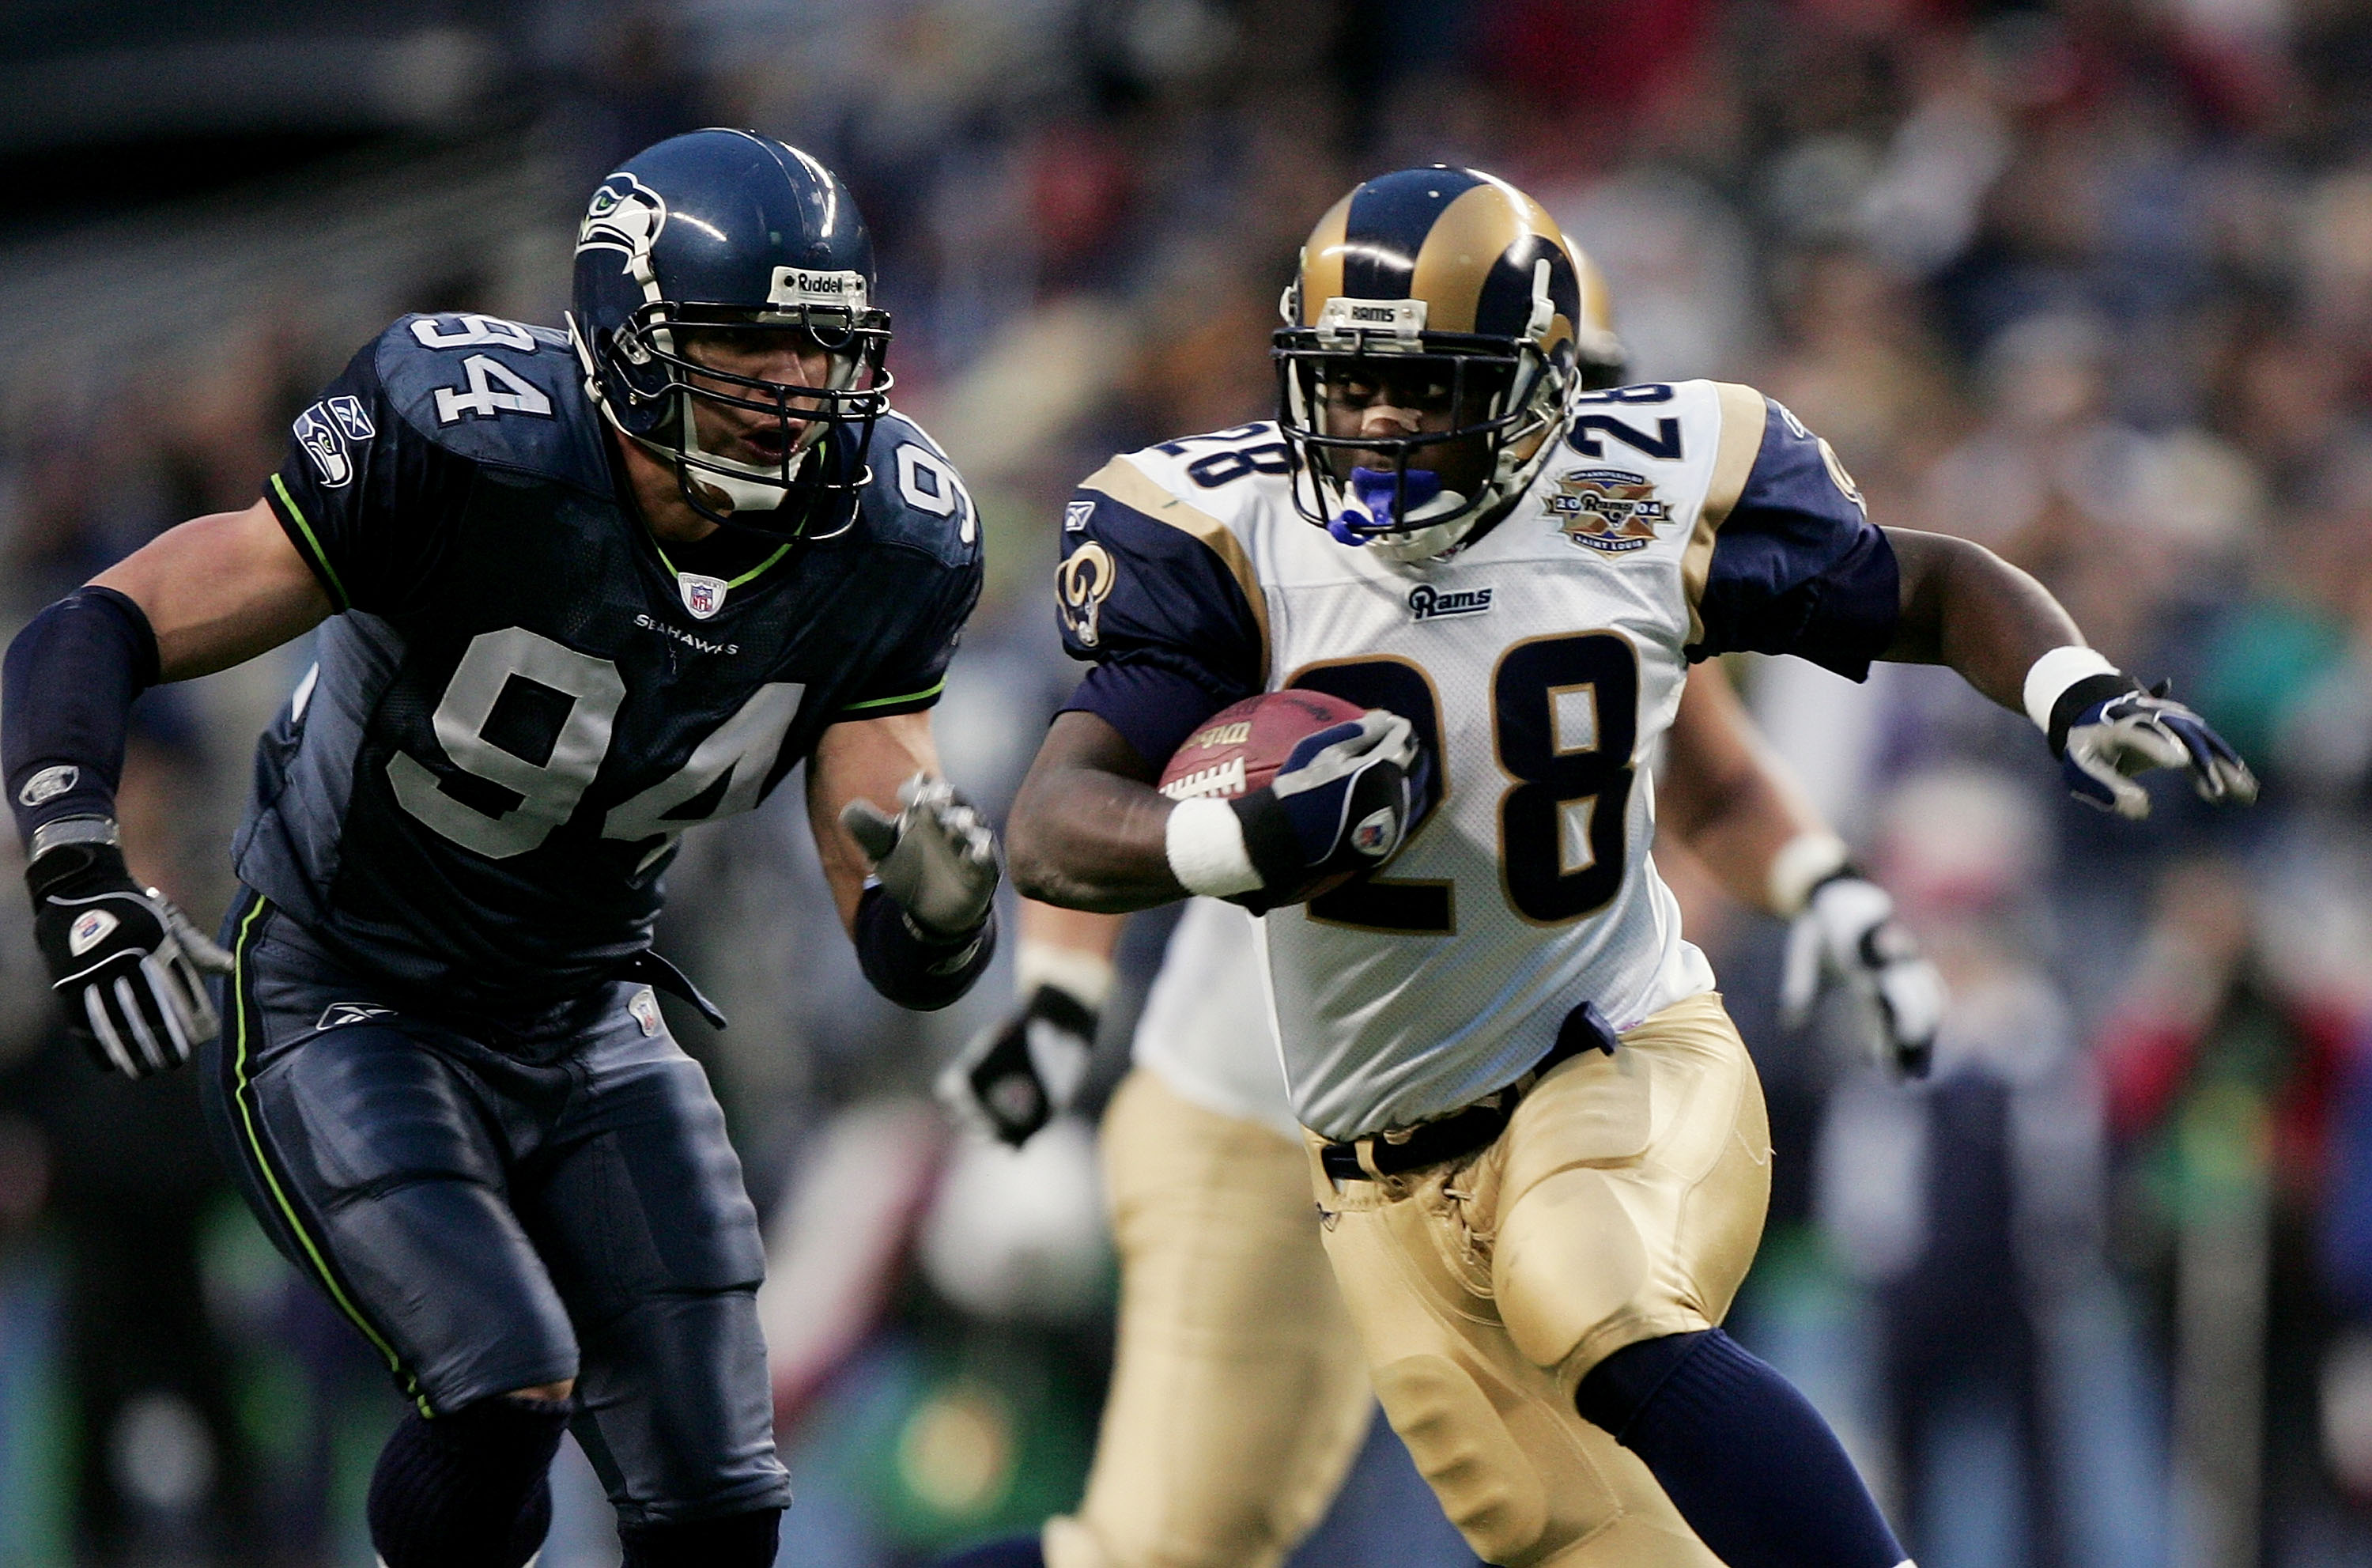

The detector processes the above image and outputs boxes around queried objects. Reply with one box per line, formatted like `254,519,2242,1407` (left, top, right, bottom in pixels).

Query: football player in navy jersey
2,130,999,1568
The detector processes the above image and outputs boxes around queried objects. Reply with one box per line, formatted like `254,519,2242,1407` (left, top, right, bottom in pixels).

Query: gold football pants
1044,1067,1373,1568
1306,991,1767,1568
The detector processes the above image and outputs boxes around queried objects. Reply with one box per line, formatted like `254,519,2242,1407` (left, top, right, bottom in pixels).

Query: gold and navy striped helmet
1275,166,1619,561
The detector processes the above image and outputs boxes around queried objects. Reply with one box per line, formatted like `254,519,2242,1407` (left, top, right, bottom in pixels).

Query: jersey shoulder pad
1097,421,1293,538
369,314,609,494
855,410,980,569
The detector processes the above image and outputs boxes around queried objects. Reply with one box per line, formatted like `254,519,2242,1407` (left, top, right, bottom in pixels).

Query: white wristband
1016,941,1116,1011
2022,645,2121,736
1164,796,1262,898
1767,830,1853,919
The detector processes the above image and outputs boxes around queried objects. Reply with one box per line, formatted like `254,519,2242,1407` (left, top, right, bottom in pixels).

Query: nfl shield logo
678,573,727,620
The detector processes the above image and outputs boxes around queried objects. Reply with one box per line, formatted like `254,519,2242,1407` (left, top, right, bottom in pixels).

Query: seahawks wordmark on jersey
243,313,981,1011
1056,381,1897,1140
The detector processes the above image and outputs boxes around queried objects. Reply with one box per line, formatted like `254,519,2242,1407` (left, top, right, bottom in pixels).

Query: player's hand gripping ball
28,839,233,1077
1161,690,1429,912
841,773,1001,937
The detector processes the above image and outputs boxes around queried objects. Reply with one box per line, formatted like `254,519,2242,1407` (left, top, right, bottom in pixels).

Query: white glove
840,773,1001,937
1781,874,1945,1079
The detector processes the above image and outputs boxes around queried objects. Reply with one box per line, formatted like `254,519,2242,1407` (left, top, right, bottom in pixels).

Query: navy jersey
236,313,981,1010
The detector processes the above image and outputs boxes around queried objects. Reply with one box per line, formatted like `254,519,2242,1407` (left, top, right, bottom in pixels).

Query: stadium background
2,0,2371,1563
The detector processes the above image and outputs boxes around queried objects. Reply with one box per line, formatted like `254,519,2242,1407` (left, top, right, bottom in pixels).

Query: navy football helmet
569,129,892,538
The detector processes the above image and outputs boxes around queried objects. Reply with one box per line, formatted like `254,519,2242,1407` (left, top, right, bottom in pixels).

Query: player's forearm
1661,665,1827,918
1007,765,1185,913
1881,527,2084,713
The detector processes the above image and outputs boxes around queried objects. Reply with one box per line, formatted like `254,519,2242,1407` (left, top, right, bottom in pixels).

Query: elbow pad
852,882,996,1011
3,587,160,848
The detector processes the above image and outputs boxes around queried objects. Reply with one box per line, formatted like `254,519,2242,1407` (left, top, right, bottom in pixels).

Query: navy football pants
198,892,791,1528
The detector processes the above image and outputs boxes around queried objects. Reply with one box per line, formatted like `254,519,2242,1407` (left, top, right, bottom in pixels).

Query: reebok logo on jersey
69,909,118,956
316,1003,395,1030
1546,468,1668,552
18,765,77,807
1408,584,1493,622
1063,501,1095,534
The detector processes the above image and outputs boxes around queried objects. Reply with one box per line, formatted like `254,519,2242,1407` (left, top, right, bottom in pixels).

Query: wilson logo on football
1056,542,1117,648
1545,468,1668,553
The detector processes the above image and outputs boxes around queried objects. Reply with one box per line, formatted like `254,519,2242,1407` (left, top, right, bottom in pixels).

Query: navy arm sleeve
1049,483,1264,770
1686,399,1900,680
263,330,471,618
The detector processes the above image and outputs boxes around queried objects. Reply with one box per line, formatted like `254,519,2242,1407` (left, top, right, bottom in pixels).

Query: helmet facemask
574,299,893,541
1275,325,1573,565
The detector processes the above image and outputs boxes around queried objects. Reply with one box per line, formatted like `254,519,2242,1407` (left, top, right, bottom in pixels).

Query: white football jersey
1132,896,1300,1139
1059,380,1890,1140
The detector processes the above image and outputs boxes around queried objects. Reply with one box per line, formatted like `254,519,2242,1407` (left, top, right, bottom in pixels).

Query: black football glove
1781,871,1946,1079
938,980,1099,1147
28,827,232,1077
1230,711,1425,913
2052,677,2257,820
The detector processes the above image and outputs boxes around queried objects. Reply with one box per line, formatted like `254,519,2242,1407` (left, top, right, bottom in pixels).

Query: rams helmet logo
1056,542,1117,648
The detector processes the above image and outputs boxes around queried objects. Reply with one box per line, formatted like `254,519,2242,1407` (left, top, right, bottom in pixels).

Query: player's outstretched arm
938,901,1118,1146
1882,527,2256,818
2,497,331,1075
1662,662,1943,1077
808,710,999,1011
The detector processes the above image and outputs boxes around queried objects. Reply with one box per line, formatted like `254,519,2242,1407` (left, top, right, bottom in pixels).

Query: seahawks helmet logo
578,172,668,263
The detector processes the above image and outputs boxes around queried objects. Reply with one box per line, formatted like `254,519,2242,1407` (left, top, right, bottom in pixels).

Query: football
1158,690,1367,802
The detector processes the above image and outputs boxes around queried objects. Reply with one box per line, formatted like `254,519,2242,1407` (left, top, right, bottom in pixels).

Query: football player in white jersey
999,166,2254,1568
935,259,1945,1568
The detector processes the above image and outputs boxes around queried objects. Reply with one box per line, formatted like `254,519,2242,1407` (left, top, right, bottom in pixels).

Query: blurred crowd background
2,0,2371,1564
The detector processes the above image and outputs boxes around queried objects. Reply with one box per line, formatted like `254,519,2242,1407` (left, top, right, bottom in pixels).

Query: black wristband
27,836,134,905
1803,861,1869,903
1229,790,1303,894
852,882,996,1011
2046,672,2142,758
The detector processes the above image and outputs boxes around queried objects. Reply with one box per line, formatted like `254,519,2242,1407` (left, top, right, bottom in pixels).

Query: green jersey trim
269,474,353,613
837,675,947,716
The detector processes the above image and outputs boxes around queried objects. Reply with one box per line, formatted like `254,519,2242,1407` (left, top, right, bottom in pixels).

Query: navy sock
619,1506,782,1567
367,1395,571,1568
933,1536,1046,1568
1576,1330,1906,1568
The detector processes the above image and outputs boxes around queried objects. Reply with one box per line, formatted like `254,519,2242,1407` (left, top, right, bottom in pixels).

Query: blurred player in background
2,130,1000,1568
934,258,1944,1568
1003,166,2256,1568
